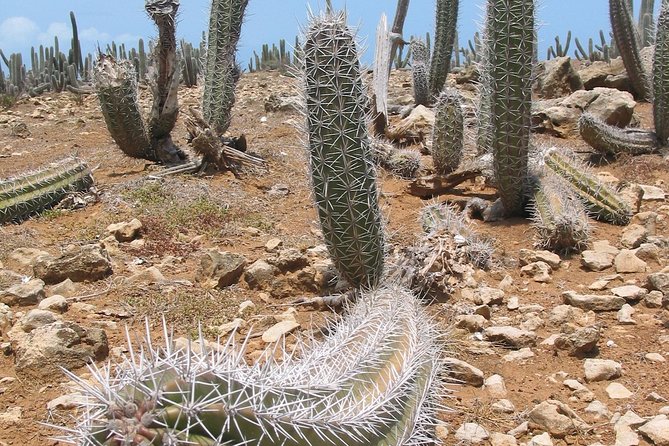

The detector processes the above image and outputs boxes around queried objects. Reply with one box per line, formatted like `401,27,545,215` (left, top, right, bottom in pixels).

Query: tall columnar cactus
610,0,651,100
486,0,534,216
638,0,656,47
428,0,459,97
544,149,632,225
530,173,591,253
202,0,249,136
95,57,154,160
0,157,94,223
578,112,658,155
302,10,385,289
410,39,430,106
431,88,464,175
654,1,669,146
387,0,410,74
59,286,443,446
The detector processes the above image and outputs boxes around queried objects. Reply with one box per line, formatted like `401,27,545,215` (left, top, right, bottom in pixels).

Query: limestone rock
444,357,484,387
106,218,142,242
584,400,611,421
455,423,489,444
485,374,508,398
533,56,583,99
125,266,165,285
490,432,518,446
639,415,669,446
197,249,247,289
387,105,435,140
528,400,587,437
484,326,537,349
617,304,636,325
0,278,45,306
261,320,299,343
621,224,648,249
554,325,600,356
243,259,277,290
455,314,488,332
606,382,633,399
584,358,622,382
6,247,53,272
614,250,647,274
33,244,113,284
563,291,626,311
647,273,669,295
528,432,553,446
640,184,667,201
581,250,615,271
521,261,552,283
611,285,648,302
38,295,69,313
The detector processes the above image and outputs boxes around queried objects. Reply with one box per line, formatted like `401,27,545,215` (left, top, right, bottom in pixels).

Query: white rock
444,357,484,387
528,432,553,446
485,374,508,398
640,184,667,201
584,359,622,382
617,304,636,325
585,400,611,421
0,406,22,424
606,382,633,399
646,353,666,363
502,347,535,362
261,320,299,343
47,393,82,410
492,399,516,414
507,295,519,310
614,250,647,274
611,285,648,301
37,295,68,313
490,432,518,446
639,415,669,446
455,423,489,443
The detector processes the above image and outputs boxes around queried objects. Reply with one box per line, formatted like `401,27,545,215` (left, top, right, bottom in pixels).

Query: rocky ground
0,59,668,446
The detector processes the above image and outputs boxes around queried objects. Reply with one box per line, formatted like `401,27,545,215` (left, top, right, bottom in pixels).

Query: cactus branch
579,112,658,155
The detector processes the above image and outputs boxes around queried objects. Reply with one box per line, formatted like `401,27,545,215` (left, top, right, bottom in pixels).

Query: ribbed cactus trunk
146,0,183,164
486,0,534,216
654,1,669,146
431,89,463,174
610,0,651,100
429,0,459,97
202,0,249,136
302,11,385,289
410,39,430,106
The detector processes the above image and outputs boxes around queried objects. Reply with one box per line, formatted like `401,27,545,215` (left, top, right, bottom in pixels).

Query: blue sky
0,1,662,71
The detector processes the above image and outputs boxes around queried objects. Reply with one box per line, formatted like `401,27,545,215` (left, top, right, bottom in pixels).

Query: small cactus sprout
302,10,385,289
431,88,464,175
370,138,421,179
579,112,658,156
529,173,591,253
544,149,632,225
57,286,445,446
0,157,94,223
654,0,669,145
410,39,431,106
428,0,459,97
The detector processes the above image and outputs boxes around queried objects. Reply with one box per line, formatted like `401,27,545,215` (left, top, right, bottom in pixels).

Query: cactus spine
61,286,442,446
0,157,93,223
410,39,430,106
486,0,534,216
530,173,591,253
302,11,385,289
610,0,651,100
578,112,657,155
202,0,249,135
429,0,459,97
431,89,464,175
544,149,632,225
654,1,669,146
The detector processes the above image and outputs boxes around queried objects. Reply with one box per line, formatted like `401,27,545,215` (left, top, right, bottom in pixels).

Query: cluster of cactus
0,157,94,224
95,0,184,164
180,38,203,87
547,31,572,59
580,1,669,152
528,169,591,252
543,149,632,225
574,30,618,63
202,0,249,136
248,39,296,72
481,0,535,216
370,138,422,179
428,0,459,96
453,31,483,67
431,89,464,175
61,285,443,446
420,202,495,269
0,12,91,97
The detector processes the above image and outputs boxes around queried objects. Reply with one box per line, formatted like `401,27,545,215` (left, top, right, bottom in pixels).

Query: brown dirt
0,69,668,446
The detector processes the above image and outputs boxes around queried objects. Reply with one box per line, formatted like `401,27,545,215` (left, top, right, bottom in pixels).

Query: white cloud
80,27,111,43
0,17,39,52
38,22,70,47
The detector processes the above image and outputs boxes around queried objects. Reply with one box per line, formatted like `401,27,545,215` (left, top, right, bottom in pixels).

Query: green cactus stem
431,89,464,175
302,10,385,289
653,0,669,146
202,0,249,135
529,173,590,253
94,56,155,160
610,0,651,100
0,157,94,223
429,0,459,97
410,39,430,106
486,0,534,216
544,149,632,225
578,112,658,155
59,286,443,446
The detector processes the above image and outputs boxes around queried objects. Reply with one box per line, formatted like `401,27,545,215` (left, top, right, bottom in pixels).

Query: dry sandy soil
0,69,668,446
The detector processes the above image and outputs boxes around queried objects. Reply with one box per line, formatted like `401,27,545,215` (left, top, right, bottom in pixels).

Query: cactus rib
60,287,444,446
410,39,430,106
0,157,93,223
544,149,632,225
578,112,658,155
431,89,464,175
654,0,669,145
428,0,459,97
302,10,385,289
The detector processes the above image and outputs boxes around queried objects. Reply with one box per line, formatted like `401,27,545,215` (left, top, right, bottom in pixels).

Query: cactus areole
302,12,385,289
